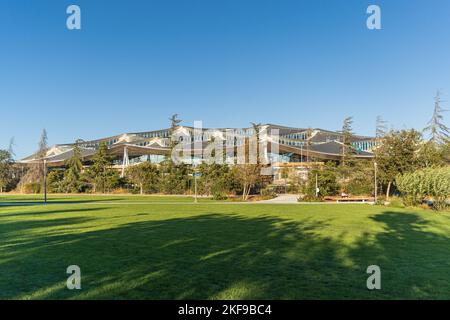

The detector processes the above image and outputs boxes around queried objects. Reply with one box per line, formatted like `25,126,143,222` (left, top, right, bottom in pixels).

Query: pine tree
19,129,49,191
37,129,48,158
340,116,355,167
7,137,16,158
0,150,14,193
168,114,182,151
424,91,449,145
375,116,387,139
62,144,83,192
87,143,116,193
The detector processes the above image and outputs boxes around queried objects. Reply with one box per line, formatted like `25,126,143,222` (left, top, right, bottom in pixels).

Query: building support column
121,146,129,177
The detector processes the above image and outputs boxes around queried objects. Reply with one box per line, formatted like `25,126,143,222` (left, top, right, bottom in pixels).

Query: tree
234,135,263,200
441,139,450,164
169,114,182,131
231,125,266,200
159,160,191,194
47,170,64,193
397,167,450,210
38,129,48,158
168,114,182,151
196,162,235,196
87,143,117,193
424,91,449,145
375,116,387,140
126,162,160,194
0,150,14,193
374,129,423,198
61,144,84,193
305,162,339,197
340,116,355,166
232,164,261,200
19,129,49,191
416,141,445,168
346,160,375,196
7,137,16,158
338,117,357,191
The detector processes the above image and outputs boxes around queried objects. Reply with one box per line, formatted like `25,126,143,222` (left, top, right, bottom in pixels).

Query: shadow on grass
0,207,108,219
0,197,125,206
1,209,449,299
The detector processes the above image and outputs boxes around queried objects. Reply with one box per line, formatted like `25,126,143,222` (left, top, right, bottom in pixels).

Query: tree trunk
386,181,392,199
244,185,251,200
242,185,247,200
140,183,143,195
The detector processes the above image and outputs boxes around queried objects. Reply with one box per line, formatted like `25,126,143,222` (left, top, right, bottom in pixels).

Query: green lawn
1,195,450,299
0,194,213,203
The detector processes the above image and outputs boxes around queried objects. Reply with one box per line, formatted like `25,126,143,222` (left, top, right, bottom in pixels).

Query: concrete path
259,194,299,204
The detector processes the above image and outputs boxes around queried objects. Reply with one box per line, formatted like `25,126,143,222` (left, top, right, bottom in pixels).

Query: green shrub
22,182,41,194
347,181,372,196
305,163,339,197
388,197,405,208
397,167,450,211
298,194,323,202
47,170,64,193
260,187,277,198
212,191,228,200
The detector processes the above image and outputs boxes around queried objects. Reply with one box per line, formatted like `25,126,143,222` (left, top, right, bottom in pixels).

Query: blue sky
1,0,449,158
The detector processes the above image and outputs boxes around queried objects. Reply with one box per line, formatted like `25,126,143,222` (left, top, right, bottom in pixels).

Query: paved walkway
259,194,299,204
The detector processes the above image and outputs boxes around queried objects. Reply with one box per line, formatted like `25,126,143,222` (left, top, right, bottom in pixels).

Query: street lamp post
374,162,378,203
43,159,47,205
194,172,198,203
315,173,319,198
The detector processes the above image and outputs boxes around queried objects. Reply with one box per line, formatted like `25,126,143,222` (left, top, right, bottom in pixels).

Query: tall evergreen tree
0,150,14,193
340,116,355,166
87,143,117,193
7,137,16,158
375,116,387,139
62,144,83,193
19,129,49,190
168,114,182,151
424,91,449,145
37,129,48,158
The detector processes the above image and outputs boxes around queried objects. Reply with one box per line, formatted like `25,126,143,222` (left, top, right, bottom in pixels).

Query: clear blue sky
1,0,449,159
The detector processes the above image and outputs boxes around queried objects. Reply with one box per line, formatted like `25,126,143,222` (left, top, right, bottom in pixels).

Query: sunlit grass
1,196,450,299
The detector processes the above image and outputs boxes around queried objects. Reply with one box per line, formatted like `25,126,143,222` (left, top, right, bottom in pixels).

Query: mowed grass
0,194,212,203
1,195,450,299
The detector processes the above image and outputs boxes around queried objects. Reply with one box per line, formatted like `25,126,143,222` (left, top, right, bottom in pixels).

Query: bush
396,167,450,211
298,194,323,202
212,191,228,200
347,181,372,196
260,187,277,198
387,197,405,208
305,163,339,197
374,196,386,206
47,170,64,193
111,188,131,194
22,182,41,194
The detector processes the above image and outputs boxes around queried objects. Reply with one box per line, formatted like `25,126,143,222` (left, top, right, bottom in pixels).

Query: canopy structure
20,124,377,171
